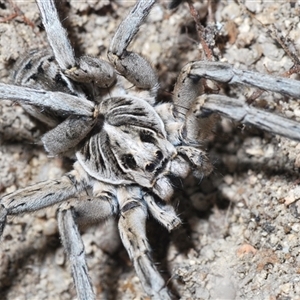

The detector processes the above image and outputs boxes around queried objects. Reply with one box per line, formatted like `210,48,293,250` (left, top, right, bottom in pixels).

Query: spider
1,0,300,299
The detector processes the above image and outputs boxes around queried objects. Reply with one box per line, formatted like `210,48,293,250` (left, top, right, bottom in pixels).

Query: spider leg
108,0,158,91
68,181,119,226
150,155,194,201
188,61,300,99
172,63,216,144
172,63,203,119
35,0,116,88
173,61,300,142
195,94,300,142
0,205,6,237
0,83,94,116
65,56,117,89
143,191,181,232
0,162,89,237
151,150,212,203
57,208,96,300
118,186,172,299
57,187,119,300
175,146,213,179
41,116,97,156
0,83,98,154
35,0,76,71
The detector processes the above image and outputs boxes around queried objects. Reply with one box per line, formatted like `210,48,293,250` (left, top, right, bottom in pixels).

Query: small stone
43,218,57,236
55,248,65,266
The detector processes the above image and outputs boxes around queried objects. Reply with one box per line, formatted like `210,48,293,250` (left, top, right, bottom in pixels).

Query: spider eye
121,154,137,170
140,131,156,144
156,150,163,160
145,163,155,173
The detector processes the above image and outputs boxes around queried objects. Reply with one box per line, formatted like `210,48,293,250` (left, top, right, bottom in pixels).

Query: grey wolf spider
1,0,300,299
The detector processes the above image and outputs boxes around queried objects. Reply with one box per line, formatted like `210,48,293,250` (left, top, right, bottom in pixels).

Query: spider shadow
0,232,62,298
145,124,300,298
145,174,232,299
210,123,300,181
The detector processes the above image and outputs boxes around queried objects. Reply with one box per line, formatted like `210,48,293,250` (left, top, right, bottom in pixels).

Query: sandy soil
1,1,300,299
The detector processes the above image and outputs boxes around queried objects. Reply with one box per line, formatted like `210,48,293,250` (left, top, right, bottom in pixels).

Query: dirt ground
1,1,300,299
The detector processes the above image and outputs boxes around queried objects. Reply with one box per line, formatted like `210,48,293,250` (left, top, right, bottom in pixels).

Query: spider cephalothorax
1,0,300,299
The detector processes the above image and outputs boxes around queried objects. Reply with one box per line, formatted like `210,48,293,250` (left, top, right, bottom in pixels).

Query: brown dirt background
1,1,300,299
